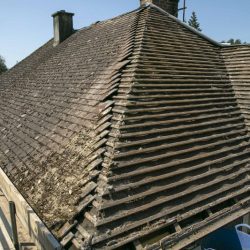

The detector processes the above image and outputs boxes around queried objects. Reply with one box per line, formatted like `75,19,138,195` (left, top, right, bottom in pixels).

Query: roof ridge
93,6,144,208
81,8,153,249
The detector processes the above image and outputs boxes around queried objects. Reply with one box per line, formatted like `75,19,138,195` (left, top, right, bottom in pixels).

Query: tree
234,39,242,44
222,39,247,45
0,56,7,75
188,11,202,32
227,38,235,45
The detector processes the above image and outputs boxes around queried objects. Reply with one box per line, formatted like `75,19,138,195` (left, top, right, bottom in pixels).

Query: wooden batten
0,168,61,250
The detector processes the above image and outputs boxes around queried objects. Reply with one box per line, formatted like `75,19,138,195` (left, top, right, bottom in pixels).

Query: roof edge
159,197,250,249
0,168,61,250
148,3,223,47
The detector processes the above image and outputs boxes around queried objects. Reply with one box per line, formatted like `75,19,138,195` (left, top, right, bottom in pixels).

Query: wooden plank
104,159,249,208
161,200,250,250
115,135,249,169
174,223,182,232
72,238,82,249
243,213,250,233
98,170,248,226
0,168,61,250
114,128,246,159
92,181,249,247
113,101,237,121
118,106,238,122
80,182,97,200
133,240,144,250
76,224,91,239
114,154,248,190
60,232,74,247
116,121,242,150
58,220,78,239
109,146,249,183
0,207,15,250
0,190,37,249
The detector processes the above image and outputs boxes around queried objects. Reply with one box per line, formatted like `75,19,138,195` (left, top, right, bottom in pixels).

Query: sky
1,0,250,68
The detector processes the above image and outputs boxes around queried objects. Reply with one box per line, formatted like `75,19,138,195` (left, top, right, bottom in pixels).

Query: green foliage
234,39,242,44
222,39,247,45
228,38,235,44
188,11,202,32
0,56,7,75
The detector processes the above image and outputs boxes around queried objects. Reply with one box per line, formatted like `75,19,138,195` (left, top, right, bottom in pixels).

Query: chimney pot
140,0,179,17
52,10,74,46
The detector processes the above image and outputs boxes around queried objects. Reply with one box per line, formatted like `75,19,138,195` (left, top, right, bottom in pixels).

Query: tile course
0,4,250,249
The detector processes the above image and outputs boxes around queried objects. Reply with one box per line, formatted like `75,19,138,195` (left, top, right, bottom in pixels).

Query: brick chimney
140,0,179,17
52,10,74,46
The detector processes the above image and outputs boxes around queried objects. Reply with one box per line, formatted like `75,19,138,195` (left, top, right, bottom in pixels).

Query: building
0,0,250,249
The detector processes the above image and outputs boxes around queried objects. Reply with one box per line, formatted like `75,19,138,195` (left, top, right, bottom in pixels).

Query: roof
1,3,250,250
222,45,250,129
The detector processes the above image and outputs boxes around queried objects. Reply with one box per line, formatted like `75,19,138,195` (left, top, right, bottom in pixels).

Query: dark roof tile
1,4,250,250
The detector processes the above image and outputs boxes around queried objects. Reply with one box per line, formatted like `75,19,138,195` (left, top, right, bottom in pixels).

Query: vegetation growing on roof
188,11,202,32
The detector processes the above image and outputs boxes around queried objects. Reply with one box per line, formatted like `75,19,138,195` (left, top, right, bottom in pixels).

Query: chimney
140,0,179,17
52,10,74,46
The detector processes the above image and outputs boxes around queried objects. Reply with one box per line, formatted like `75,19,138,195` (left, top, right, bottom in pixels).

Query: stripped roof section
78,6,250,249
0,3,250,250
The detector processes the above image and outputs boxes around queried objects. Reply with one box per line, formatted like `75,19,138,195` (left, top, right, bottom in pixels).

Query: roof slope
1,4,250,250
0,7,139,230
222,46,250,130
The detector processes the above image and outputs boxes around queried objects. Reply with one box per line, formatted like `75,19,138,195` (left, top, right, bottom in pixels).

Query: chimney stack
140,0,179,17
52,10,74,46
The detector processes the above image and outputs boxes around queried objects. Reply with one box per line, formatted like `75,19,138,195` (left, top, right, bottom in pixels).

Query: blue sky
1,0,250,68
